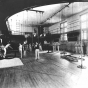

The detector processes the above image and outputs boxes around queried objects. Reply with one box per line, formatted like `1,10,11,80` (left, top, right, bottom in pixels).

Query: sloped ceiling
8,2,88,27
8,3,68,26
7,2,88,35
7,3,69,35
0,0,71,30
45,2,88,24
0,0,87,35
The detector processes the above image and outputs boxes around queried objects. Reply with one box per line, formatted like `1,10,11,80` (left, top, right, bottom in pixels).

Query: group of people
0,38,41,60
75,41,86,56
52,42,60,52
19,42,41,60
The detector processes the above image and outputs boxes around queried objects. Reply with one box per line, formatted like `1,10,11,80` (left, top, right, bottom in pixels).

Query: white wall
6,17,37,35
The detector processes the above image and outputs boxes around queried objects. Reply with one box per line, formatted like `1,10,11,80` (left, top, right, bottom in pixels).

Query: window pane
84,31,87,39
61,24,63,28
64,28,67,32
81,31,84,39
81,14,86,22
86,13,88,20
64,22,67,27
81,22,87,29
64,34,67,40
81,31,87,39
61,34,64,40
61,29,64,33
86,21,88,28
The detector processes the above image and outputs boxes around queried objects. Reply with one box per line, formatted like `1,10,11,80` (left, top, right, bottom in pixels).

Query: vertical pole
80,21,83,67
38,27,39,44
32,28,33,44
77,15,86,69
31,22,33,51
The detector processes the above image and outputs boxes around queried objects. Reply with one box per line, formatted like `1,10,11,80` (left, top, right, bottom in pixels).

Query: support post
77,16,86,69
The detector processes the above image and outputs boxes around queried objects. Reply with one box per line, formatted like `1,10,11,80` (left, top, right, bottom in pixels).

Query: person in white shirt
34,42,39,60
19,43,23,58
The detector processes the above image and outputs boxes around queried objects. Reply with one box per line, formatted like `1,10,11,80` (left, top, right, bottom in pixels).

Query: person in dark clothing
23,44,27,57
0,43,4,58
34,42,39,60
83,42,86,56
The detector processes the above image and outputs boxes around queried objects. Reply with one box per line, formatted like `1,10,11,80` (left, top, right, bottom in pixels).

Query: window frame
60,22,68,41
80,13,88,40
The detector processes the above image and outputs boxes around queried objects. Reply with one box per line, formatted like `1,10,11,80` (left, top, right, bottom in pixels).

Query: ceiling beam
40,2,72,25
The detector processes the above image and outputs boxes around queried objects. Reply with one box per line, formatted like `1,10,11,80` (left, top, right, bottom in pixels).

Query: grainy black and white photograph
0,0,88,88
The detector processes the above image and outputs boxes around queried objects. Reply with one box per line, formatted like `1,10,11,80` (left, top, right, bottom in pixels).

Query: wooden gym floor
0,51,82,88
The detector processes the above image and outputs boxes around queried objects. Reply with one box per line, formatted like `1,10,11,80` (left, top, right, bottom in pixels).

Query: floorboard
0,51,82,88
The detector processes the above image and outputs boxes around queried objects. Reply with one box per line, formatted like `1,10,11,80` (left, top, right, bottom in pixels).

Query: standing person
0,39,2,44
75,42,78,54
32,43,35,51
52,42,55,52
23,40,28,57
78,41,81,54
75,42,79,54
19,43,23,58
57,42,60,52
23,44,27,57
86,42,88,56
29,43,32,52
82,41,86,56
39,43,42,51
0,43,5,58
34,42,39,60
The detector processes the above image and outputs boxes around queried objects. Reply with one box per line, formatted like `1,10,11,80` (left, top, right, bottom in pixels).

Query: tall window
64,22,67,32
81,31,87,40
60,22,67,33
60,22,67,41
81,14,87,40
60,23,64,33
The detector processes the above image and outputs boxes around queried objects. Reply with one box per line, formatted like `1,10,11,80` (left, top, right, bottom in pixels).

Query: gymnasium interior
0,1,88,88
